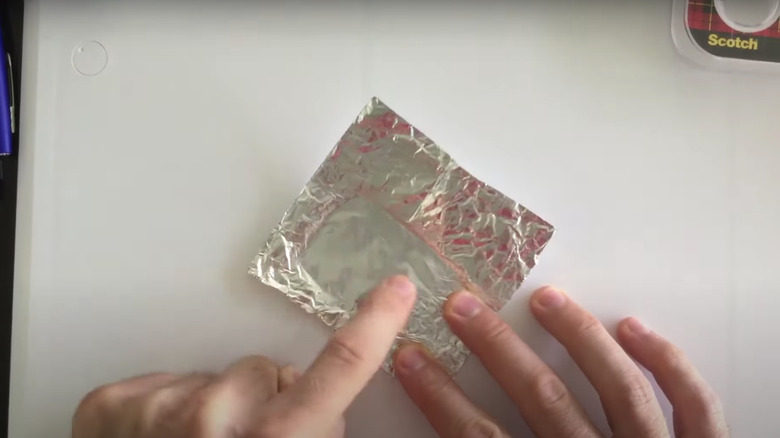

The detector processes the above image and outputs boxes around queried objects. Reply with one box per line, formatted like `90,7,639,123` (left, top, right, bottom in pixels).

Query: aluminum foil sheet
250,97,554,373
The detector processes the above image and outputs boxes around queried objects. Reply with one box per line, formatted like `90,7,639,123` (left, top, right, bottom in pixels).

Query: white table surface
10,1,780,436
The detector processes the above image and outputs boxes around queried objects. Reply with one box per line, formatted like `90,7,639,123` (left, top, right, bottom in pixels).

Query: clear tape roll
673,0,780,71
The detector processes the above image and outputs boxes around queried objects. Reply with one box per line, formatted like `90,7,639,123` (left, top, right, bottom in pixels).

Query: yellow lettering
707,34,759,50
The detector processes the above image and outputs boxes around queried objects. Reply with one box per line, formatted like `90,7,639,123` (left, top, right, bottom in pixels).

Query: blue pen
0,17,14,156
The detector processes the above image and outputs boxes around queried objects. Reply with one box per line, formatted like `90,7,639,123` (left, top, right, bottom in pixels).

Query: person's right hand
73,275,419,438
393,286,729,438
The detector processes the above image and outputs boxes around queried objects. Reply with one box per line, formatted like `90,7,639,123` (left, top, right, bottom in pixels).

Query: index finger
283,275,417,419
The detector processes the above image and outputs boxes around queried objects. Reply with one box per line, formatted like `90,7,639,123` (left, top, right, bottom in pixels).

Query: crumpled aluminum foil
250,98,554,374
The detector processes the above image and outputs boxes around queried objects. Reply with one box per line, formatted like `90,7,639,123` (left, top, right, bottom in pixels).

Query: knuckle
224,355,279,380
303,373,326,398
75,384,123,417
459,417,506,438
650,343,727,429
232,355,278,371
529,373,570,414
481,318,515,346
573,314,603,342
250,407,306,438
618,372,657,409
656,343,687,372
608,372,668,436
701,388,725,412
325,333,367,368
189,385,230,431
252,417,293,438
137,388,178,432
417,367,458,405
688,387,726,424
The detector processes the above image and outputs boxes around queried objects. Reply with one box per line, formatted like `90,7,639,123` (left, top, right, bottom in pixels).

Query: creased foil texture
250,98,554,374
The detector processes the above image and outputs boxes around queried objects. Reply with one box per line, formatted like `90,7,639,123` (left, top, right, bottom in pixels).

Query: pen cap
0,18,12,156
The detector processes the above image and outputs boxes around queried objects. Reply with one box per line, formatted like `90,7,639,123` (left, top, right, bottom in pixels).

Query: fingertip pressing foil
250,97,554,374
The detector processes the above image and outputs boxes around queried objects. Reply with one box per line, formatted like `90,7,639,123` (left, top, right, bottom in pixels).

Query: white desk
11,1,780,436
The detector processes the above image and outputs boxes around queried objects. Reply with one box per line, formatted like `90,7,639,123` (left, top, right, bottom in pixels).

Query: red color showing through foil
363,111,413,143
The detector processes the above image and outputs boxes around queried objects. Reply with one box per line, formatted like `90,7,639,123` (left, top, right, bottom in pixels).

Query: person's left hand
392,286,728,438
72,275,418,438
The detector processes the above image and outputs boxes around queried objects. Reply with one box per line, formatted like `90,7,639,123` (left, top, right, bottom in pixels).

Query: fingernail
385,275,416,299
355,295,367,309
451,292,483,318
534,287,566,309
623,317,651,336
394,346,428,374
281,365,301,380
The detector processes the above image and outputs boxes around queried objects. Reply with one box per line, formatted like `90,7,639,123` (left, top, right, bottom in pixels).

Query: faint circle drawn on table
714,0,780,33
71,41,108,76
